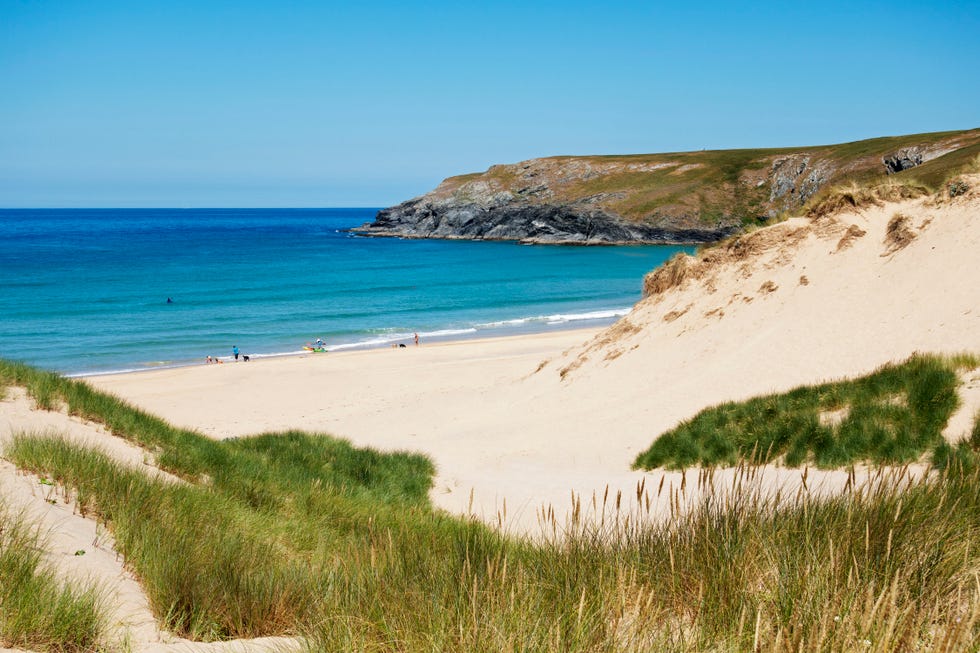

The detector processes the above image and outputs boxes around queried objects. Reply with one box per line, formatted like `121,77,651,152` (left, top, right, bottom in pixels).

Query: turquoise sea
0,209,692,376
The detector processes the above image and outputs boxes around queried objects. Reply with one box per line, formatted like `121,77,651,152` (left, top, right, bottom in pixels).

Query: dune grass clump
7,436,326,640
634,354,967,470
1,358,443,640
884,212,916,253
0,506,107,652
0,359,208,475
642,252,697,297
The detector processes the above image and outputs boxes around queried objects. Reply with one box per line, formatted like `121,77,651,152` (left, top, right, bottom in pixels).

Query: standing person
232,345,239,361
414,332,420,346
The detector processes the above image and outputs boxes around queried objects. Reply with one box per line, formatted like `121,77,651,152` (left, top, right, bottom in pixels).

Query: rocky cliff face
363,198,738,245
356,129,980,245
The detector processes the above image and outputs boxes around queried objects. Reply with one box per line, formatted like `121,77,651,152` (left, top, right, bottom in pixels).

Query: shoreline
3,205,684,380
70,313,628,379
88,325,604,382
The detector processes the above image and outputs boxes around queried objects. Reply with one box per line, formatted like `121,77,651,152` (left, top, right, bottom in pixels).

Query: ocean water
0,209,693,376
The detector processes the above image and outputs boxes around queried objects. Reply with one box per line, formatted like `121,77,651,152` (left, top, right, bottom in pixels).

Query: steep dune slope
355,172,980,527
546,176,979,396
468,174,980,525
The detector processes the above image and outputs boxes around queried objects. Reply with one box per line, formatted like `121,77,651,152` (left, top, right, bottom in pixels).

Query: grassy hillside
3,360,980,650
430,128,980,228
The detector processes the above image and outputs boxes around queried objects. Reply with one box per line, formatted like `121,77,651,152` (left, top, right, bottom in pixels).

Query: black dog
242,355,250,362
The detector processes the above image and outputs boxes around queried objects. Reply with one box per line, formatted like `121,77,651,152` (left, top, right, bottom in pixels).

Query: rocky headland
357,128,980,244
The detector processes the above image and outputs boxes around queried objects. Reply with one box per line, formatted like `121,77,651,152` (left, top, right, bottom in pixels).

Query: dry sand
2,175,979,650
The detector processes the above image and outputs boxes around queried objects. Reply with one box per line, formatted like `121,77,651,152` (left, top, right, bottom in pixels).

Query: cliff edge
357,128,980,244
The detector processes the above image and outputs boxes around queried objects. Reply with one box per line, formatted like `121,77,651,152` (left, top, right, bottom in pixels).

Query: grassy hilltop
427,128,980,230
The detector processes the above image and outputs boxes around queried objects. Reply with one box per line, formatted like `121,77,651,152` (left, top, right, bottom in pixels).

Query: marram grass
0,504,107,652
2,359,980,651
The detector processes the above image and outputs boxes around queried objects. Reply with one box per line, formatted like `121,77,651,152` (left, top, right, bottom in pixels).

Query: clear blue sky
1,0,977,207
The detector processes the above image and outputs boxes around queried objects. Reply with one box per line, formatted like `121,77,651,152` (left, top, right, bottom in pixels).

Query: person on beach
414,332,420,346
233,345,239,361
206,355,212,364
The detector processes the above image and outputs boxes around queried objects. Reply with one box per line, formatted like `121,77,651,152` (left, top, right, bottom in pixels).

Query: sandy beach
83,178,980,533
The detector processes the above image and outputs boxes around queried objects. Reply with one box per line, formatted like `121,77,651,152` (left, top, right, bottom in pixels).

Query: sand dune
2,175,978,651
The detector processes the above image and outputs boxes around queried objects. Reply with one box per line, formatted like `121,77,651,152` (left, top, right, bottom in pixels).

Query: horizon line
0,206,386,210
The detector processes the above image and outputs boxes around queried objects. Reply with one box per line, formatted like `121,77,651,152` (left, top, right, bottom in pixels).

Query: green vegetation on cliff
431,128,980,229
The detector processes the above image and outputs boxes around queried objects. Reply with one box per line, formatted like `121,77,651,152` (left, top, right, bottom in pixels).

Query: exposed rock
883,147,923,174
769,156,809,200
768,155,831,214
358,200,737,245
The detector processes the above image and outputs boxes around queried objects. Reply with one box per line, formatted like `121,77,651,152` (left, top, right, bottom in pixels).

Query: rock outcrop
356,129,980,245
883,147,924,174
768,155,832,210
362,199,737,245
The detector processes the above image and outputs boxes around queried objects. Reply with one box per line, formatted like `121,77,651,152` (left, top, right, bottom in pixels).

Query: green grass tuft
634,354,964,470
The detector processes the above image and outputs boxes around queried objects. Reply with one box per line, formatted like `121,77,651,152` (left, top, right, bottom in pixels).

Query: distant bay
0,208,693,376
